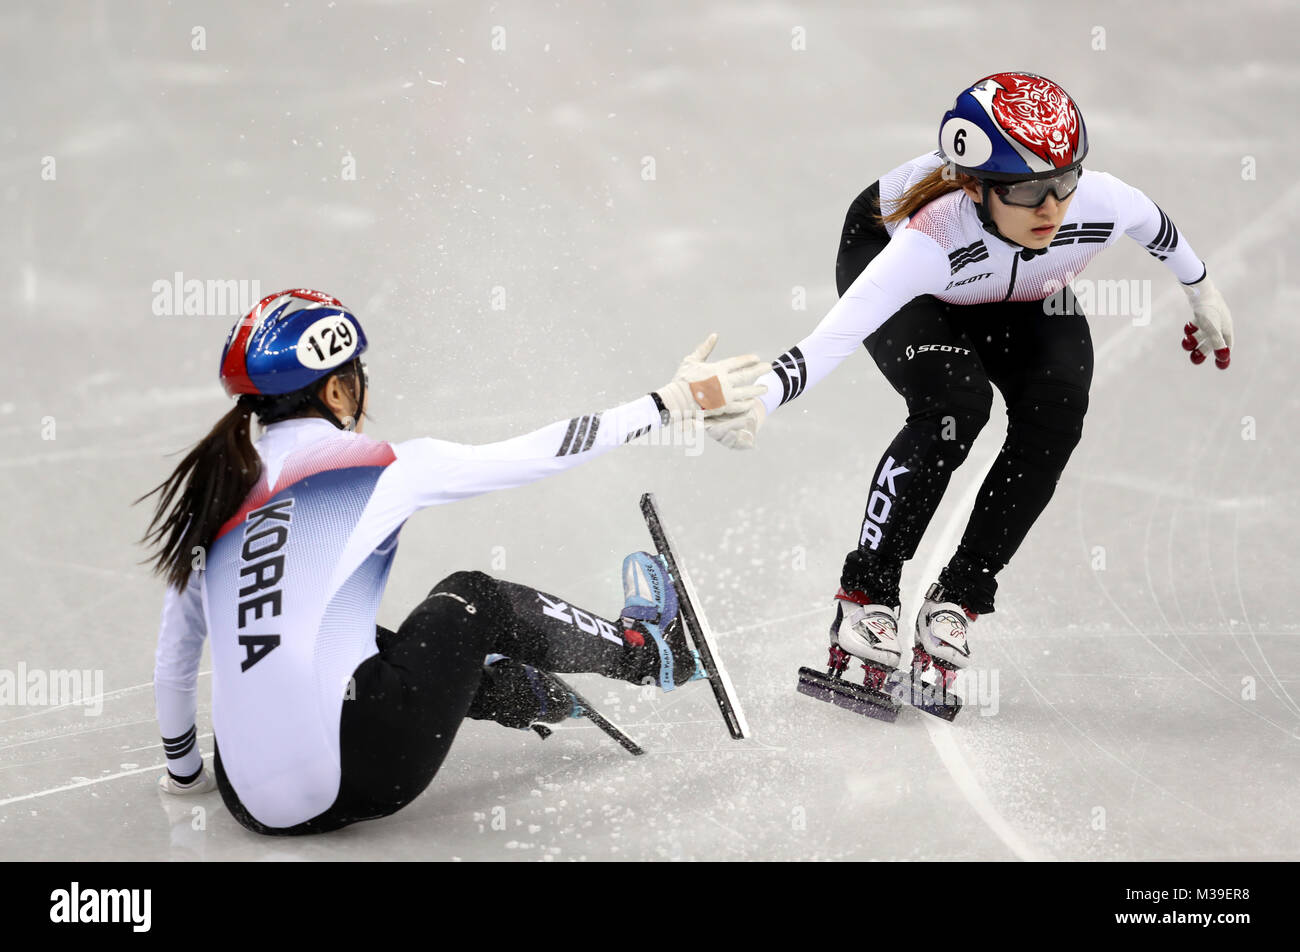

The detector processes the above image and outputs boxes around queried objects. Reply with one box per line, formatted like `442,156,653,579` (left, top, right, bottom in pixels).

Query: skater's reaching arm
1106,171,1206,285
703,230,948,449
394,334,767,507
153,569,208,786
1104,171,1234,369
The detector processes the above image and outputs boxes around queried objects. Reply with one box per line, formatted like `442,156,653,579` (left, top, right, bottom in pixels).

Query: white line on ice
911,451,1052,862
914,180,1300,860
0,716,164,753
0,746,213,809
0,672,209,725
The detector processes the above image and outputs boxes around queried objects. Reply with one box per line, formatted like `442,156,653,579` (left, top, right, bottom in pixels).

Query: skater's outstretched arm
394,334,766,507
756,231,947,418
703,230,947,450
1103,171,1234,369
1105,171,1206,285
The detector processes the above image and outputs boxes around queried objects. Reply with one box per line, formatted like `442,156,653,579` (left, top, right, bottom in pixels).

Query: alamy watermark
891,665,1001,716
595,407,704,457
0,663,104,716
1042,271,1152,325
49,883,150,932
151,272,262,317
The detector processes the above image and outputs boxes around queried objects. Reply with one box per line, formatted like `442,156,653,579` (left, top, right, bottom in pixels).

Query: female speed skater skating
708,71,1235,698
139,288,765,834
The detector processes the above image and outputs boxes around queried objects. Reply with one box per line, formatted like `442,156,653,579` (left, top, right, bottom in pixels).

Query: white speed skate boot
828,587,903,693
913,582,977,693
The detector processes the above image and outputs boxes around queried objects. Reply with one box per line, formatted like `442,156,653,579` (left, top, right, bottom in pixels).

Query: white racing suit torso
153,397,663,828
757,151,1207,412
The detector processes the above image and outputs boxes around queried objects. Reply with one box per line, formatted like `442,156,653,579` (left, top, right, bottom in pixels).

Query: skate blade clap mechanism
533,494,751,756
797,600,963,724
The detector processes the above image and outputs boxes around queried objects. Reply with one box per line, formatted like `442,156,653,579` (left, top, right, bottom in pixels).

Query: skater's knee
907,386,993,460
1006,378,1089,467
430,569,496,599
424,571,509,622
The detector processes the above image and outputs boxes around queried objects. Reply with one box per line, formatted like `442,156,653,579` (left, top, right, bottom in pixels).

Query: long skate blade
796,667,901,723
541,672,645,756
886,668,963,722
640,492,750,739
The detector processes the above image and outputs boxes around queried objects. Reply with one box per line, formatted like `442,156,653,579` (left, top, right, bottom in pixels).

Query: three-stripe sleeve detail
556,414,603,456
1144,206,1179,261
162,725,198,761
772,347,808,406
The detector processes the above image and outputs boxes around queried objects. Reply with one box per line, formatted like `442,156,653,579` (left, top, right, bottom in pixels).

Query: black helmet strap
307,358,365,431
241,358,366,431
307,390,349,431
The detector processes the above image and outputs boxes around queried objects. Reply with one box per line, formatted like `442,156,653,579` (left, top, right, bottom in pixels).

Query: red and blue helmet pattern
939,72,1088,182
219,288,368,397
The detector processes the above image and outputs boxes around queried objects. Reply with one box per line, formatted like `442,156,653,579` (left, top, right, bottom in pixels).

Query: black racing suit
835,183,1093,615
214,572,670,835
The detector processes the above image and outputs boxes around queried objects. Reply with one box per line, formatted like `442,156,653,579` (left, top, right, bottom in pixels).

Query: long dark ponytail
138,359,367,590
136,402,262,590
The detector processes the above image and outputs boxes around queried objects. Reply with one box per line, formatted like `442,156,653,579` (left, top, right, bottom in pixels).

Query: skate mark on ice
999,599,1253,852
914,441,1050,861
1074,224,1300,735
1074,487,1294,735
0,742,214,809
1226,316,1300,719
0,672,210,725
0,733,187,772
0,715,175,753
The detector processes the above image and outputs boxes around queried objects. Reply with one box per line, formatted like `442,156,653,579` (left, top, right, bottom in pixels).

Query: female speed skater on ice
138,288,765,834
707,71,1235,699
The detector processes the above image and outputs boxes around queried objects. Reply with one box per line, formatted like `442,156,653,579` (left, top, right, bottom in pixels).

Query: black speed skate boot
467,655,583,731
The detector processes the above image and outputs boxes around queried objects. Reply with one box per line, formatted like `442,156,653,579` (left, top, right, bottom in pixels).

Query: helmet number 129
298,316,357,369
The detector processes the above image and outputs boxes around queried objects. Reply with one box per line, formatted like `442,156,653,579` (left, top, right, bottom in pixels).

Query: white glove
705,397,767,450
158,766,217,795
1180,274,1233,369
655,333,767,420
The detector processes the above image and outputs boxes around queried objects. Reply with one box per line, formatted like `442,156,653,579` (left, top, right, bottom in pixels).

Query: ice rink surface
3,1,1298,861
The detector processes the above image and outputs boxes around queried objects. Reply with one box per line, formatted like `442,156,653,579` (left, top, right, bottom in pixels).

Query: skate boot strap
834,586,873,606
622,552,679,624
687,647,707,682
924,582,979,621
835,587,902,616
627,620,677,692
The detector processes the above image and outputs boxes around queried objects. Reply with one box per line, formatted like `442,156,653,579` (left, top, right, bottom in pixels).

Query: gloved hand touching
654,333,768,420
